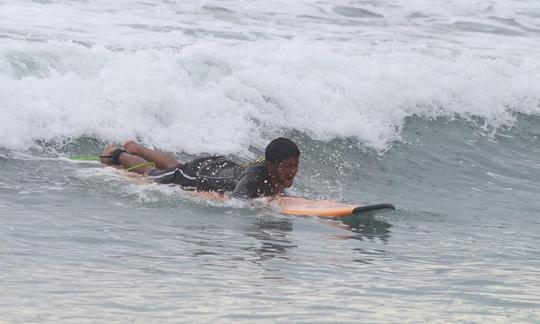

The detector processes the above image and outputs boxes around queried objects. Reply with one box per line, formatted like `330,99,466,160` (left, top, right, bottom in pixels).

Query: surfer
100,137,300,199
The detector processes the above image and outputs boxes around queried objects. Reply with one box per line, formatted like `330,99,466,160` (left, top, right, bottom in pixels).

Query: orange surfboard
274,197,394,218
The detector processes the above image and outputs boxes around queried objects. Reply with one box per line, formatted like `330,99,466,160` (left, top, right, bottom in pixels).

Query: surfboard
274,197,395,218
73,160,395,219
117,166,394,218
164,189,395,218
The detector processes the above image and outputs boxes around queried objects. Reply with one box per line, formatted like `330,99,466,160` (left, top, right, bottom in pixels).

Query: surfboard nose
352,204,395,214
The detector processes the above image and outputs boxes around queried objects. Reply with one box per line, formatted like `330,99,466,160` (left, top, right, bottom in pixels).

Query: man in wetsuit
100,137,300,199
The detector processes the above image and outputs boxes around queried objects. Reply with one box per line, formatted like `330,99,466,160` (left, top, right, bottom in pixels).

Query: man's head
265,137,300,188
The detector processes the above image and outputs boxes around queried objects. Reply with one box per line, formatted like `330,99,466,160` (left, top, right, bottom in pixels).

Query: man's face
275,156,299,188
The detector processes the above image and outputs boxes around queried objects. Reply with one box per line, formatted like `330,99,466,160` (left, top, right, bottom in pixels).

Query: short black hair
265,137,300,164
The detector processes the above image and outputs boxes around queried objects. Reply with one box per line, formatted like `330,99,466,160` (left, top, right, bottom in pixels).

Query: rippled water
1,0,540,322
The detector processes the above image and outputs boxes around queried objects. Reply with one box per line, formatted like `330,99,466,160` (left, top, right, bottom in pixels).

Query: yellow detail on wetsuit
239,156,265,168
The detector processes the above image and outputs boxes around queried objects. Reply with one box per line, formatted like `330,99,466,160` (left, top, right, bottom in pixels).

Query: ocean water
1,0,540,322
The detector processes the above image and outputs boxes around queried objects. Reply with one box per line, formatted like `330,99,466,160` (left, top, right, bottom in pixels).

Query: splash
0,40,539,153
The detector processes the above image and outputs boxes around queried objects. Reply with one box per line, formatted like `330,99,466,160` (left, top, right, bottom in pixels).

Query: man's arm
231,173,264,200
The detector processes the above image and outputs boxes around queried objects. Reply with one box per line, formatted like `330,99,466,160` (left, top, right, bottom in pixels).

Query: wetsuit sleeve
231,173,263,200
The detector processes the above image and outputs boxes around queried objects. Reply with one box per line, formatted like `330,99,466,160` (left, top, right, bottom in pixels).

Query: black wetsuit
148,156,277,199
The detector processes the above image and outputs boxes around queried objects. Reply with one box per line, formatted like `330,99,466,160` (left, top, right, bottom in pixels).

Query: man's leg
101,144,155,175
123,140,179,170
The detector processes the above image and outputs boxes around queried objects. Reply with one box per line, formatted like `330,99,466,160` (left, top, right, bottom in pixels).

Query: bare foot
123,140,140,155
100,144,117,165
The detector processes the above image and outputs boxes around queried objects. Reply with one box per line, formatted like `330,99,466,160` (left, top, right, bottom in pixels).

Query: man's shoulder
243,164,267,174
241,164,271,181
232,163,274,199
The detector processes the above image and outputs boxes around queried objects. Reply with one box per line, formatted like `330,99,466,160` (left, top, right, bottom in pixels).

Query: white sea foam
1,39,539,153
1,0,540,153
